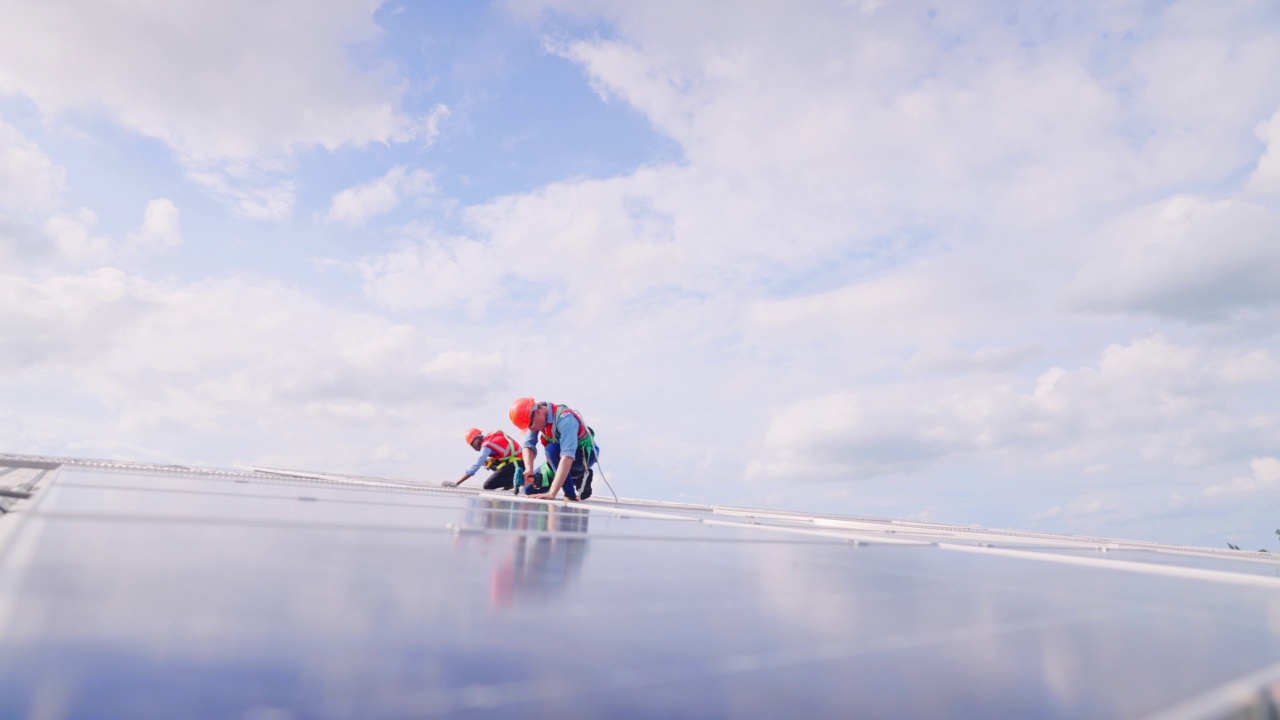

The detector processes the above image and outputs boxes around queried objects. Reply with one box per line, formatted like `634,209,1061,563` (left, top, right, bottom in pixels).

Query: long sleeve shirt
463,447,494,476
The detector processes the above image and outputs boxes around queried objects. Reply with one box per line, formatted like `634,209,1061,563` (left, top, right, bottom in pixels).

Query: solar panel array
0,453,1277,719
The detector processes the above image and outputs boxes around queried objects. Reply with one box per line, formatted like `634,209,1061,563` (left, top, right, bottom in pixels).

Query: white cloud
0,116,65,214
0,268,510,469
43,209,113,265
186,166,297,222
1221,350,1280,385
531,0,1280,230
1203,457,1280,497
1068,196,1280,320
0,1,442,220
125,199,182,252
375,0,1280,328
1,124,179,266
0,0,415,162
741,259,1034,390
357,230,495,313
0,118,67,267
357,169,694,314
419,103,452,147
750,335,1280,480
325,166,435,226
35,200,185,265
903,344,1041,376
0,268,151,371
1249,108,1280,195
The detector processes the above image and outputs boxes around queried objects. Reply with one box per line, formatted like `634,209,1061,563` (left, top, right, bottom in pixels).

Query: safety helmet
509,397,536,431
465,428,483,445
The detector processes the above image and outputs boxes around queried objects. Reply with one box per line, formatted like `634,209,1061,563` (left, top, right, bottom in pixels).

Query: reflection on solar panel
0,453,1278,719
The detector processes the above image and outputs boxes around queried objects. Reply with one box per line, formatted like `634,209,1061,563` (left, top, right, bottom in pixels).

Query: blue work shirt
464,447,494,477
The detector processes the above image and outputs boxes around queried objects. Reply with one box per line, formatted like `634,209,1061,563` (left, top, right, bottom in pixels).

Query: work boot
580,469,594,500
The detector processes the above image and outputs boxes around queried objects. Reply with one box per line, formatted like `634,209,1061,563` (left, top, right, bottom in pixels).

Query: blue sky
2,0,1280,549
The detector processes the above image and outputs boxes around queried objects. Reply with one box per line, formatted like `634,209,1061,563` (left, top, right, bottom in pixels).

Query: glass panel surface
0,467,1276,718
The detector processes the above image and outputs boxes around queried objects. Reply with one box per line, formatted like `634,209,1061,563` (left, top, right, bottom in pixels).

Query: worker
444,428,524,491
509,397,598,501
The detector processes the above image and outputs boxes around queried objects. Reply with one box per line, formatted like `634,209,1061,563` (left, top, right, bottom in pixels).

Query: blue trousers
525,441,597,499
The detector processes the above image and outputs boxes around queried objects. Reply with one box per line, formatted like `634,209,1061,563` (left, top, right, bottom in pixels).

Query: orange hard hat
465,428,483,445
509,397,536,431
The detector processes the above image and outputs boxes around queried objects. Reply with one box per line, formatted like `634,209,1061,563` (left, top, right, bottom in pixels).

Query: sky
1,0,1279,548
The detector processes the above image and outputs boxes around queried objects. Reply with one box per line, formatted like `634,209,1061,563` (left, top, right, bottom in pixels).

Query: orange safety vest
539,403,590,447
481,431,521,468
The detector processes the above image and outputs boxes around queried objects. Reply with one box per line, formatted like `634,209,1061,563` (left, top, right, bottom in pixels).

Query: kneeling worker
509,397,598,500
446,428,524,490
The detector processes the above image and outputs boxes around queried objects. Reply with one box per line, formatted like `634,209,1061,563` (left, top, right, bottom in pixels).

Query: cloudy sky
2,0,1279,547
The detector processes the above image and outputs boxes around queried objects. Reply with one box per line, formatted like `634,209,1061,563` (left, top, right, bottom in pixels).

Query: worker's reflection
461,498,590,607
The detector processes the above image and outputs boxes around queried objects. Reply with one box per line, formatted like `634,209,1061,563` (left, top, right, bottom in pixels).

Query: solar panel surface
0,454,1277,719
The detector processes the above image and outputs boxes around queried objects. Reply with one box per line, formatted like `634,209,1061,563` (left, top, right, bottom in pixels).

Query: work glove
442,480,456,488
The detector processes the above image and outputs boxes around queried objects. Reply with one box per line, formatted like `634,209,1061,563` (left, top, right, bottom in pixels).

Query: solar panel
0,453,1277,719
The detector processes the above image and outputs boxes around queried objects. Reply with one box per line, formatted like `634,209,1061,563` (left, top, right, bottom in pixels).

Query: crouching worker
509,397,599,500
445,428,524,491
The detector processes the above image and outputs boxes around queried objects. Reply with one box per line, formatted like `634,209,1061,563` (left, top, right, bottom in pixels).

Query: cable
593,458,619,503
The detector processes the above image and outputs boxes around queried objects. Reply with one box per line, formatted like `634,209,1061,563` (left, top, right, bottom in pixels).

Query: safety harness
539,404,596,457
480,431,522,470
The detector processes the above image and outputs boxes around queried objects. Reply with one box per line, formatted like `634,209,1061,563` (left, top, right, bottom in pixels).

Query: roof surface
0,453,1278,719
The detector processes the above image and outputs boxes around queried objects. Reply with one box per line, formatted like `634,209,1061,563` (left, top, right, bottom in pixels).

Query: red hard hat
509,397,536,431
465,428,483,445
